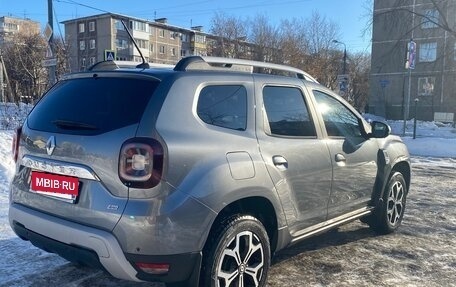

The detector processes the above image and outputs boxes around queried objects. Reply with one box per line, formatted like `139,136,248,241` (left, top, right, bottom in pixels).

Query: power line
54,0,109,14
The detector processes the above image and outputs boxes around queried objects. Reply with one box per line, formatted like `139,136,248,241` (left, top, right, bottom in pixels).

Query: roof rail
88,61,119,71
174,56,319,83
87,60,174,71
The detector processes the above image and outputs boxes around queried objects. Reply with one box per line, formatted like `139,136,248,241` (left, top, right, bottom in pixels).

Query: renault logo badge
46,136,56,156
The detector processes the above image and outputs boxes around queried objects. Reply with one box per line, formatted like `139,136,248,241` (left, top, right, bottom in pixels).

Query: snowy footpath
0,115,455,286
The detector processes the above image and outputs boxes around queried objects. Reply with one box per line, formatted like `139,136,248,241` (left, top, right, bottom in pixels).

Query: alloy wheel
387,180,404,226
216,231,265,287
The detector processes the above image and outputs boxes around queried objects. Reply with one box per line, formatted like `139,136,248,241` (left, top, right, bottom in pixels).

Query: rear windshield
27,76,160,135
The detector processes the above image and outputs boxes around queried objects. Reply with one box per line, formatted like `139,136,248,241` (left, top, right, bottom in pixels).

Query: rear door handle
335,153,346,163
273,155,288,170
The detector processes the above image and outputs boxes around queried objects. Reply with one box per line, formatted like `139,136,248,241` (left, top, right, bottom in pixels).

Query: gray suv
9,56,411,287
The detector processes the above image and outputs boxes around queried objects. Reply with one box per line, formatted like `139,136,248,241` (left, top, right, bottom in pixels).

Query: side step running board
290,207,374,245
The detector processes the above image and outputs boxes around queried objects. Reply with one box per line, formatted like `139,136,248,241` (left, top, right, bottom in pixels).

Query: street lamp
332,39,346,75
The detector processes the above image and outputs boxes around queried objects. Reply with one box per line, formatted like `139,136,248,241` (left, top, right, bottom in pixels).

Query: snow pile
364,114,456,158
0,103,32,130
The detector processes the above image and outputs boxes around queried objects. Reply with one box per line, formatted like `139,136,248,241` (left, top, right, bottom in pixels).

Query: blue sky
0,0,372,52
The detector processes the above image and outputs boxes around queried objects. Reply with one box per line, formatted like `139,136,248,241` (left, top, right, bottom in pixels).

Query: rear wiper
52,120,98,131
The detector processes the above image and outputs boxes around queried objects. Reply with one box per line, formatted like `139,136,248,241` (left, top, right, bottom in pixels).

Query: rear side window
27,77,159,135
263,86,316,137
197,85,247,131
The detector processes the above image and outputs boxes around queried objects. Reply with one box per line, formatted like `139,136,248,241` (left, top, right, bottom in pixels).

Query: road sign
337,74,349,92
42,58,57,67
45,45,53,58
104,50,116,61
406,40,416,70
380,79,390,88
44,23,53,42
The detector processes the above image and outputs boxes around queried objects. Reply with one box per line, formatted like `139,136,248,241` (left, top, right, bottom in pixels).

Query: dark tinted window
197,85,247,131
313,90,362,138
263,86,316,137
28,77,159,135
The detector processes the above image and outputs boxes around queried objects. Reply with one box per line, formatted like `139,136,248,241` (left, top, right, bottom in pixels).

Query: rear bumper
9,203,201,284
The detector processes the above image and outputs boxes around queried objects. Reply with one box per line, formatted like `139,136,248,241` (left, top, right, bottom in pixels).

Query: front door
256,82,333,235
312,90,379,218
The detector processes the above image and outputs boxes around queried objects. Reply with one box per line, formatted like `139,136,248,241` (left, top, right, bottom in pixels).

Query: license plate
31,171,79,202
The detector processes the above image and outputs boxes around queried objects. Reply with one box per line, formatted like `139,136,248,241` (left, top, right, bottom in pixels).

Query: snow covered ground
0,105,455,286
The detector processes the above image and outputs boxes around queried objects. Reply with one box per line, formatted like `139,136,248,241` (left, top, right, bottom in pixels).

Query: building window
133,38,148,49
421,9,439,29
89,39,96,49
79,40,85,50
159,45,165,54
89,21,95,32
181,49,187,57
115,39,128,50
159,29,165,38
171,47,176,56
194,34,206,44
418,77,435,96
78,23,85,33
81,58,86,68
419,42,437,62
89,57,96,65
115,20,125,31
150,43,154,52
4,22,19,31
131,20,148,32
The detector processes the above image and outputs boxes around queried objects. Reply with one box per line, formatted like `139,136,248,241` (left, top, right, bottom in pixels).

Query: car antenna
120,20,150,69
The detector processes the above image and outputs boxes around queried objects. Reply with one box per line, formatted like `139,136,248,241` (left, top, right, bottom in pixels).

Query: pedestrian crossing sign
104,50,116,61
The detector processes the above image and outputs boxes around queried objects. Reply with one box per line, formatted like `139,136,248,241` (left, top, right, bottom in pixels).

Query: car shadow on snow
271,221,378,265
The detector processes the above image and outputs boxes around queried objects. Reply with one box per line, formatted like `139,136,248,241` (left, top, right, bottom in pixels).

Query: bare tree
2,33,47,103
209,12,249,58
53,38,70,81
304,12,341,89
249,14,281,63
277,18,308,66
348,52,371,111
208,10,369,102
276,13,341,88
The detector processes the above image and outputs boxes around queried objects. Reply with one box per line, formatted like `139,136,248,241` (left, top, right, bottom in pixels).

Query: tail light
12,126,22,162
119,138,163,188
135,262,169,275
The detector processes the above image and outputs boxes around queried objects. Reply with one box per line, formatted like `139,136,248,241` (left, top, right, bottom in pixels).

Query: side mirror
370,121,391,138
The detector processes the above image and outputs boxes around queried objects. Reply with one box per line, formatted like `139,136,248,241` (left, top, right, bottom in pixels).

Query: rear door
255,77,333,234
312,90,379,218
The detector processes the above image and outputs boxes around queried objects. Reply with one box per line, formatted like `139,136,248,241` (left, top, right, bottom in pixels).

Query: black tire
201,215,271,287
368,171,408,234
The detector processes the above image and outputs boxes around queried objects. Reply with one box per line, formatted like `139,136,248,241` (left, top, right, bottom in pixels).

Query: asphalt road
1,157,455,287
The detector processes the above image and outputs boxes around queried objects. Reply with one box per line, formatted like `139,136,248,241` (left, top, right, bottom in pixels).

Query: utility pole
342,46,347,75
47,0,56,86
0,52,3,102
0,53,15,102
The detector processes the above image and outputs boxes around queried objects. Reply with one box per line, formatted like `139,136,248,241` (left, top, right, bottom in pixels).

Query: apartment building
62,13,213,72
370,0,456,122
0,16,40,46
